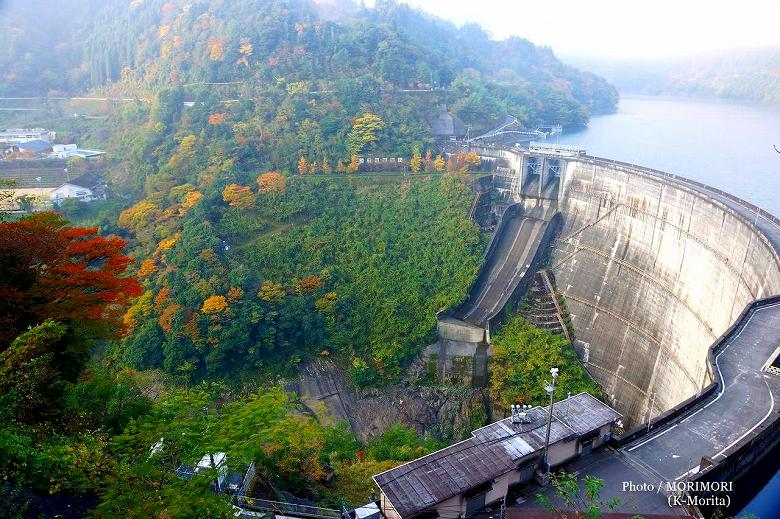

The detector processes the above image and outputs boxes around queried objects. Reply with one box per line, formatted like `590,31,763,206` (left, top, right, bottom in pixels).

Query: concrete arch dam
436,144,780,428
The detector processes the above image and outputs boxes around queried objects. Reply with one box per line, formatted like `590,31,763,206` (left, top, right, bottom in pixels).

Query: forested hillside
1,0,617,132
10,0,617,383
0,0,611,515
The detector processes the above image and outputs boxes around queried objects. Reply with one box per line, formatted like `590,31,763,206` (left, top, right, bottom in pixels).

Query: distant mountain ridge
0,0,617,130
566,48,780,104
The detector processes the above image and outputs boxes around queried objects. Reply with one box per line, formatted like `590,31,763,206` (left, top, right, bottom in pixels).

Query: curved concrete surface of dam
438,144,780,431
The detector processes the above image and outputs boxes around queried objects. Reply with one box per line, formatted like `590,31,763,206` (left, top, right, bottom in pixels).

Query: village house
373,392,621,519
0,164,108,212
49,172,108,204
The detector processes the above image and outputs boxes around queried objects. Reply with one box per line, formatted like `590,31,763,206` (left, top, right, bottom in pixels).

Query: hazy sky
372,0,780,59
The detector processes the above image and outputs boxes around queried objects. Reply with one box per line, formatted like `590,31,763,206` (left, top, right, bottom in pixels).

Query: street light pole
542,367,559,475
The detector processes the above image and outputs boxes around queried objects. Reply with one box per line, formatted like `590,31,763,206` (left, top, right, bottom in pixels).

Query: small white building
49,182,95,203
0,128,56,144
48,172,108,204
50,144,105,159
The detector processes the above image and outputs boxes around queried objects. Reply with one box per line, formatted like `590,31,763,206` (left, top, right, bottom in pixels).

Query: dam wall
554,158,780,426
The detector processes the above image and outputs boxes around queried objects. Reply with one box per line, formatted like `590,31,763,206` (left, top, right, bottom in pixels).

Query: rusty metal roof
373,393,621,518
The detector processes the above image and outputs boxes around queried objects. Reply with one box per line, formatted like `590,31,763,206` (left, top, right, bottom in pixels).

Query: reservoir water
557,95,780,216
560,95,780,519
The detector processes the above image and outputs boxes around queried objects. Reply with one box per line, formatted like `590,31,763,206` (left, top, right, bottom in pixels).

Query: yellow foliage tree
410,146,422,173
256,172,287,194
258,280,285,303
181,190,203,209
118,201,159,233
347,154,360,173
335,159,347,174
157,233,180,252
346,113,385,156
297,157,308,175
202,295,228,314
315,291,338,314
464,151,481,171
167,135,199,178
222,184,254,209
321,157,332,174
434,155,446,172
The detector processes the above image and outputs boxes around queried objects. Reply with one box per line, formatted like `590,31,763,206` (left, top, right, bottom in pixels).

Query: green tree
490,316,601,410
0,320,71,423
346,113,385,156
537,471,621,519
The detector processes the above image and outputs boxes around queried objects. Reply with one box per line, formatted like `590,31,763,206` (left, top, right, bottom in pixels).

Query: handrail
538,269,572,344
585,155,780,229
612,294,780,448
235,495,341,519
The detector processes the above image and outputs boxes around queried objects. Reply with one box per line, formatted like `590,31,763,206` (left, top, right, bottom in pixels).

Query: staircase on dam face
519,271,573,343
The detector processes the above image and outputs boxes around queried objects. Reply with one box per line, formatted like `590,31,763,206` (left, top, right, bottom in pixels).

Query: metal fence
234,495,341,519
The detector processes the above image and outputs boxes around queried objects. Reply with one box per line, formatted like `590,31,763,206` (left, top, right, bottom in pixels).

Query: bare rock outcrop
287,359,490,443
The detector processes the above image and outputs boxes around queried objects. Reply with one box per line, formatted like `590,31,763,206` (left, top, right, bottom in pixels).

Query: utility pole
542,367,559,475
204,406,221,493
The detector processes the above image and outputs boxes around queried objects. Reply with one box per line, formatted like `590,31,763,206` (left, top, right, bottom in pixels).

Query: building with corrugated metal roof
373,392,620,519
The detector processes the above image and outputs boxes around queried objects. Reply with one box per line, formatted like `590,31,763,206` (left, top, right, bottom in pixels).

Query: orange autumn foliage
138,259,157,277
208,112,228,125
0,212,141,346
297,275,324,293
158,304,181,333
208,38,226,61
154,288,171,312
227,287,245,301
256,172,286,193
202,295,228,314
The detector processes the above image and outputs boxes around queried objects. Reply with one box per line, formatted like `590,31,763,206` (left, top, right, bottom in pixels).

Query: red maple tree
0,212,142,348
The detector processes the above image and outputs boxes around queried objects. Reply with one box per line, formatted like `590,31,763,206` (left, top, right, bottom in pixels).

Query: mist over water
557,95,780,216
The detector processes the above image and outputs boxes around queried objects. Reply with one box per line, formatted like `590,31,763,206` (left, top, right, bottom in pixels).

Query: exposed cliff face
288,360,490,443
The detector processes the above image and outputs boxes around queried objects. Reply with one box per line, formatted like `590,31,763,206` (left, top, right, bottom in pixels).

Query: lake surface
560,95,780,519
557,95,780,216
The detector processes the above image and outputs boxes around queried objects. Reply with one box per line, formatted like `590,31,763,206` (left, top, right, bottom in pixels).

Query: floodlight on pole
542,367,559,475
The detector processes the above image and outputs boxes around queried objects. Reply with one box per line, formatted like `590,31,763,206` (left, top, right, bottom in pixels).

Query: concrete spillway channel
432,144,780,512
451,207,554,327
432,198,561,386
